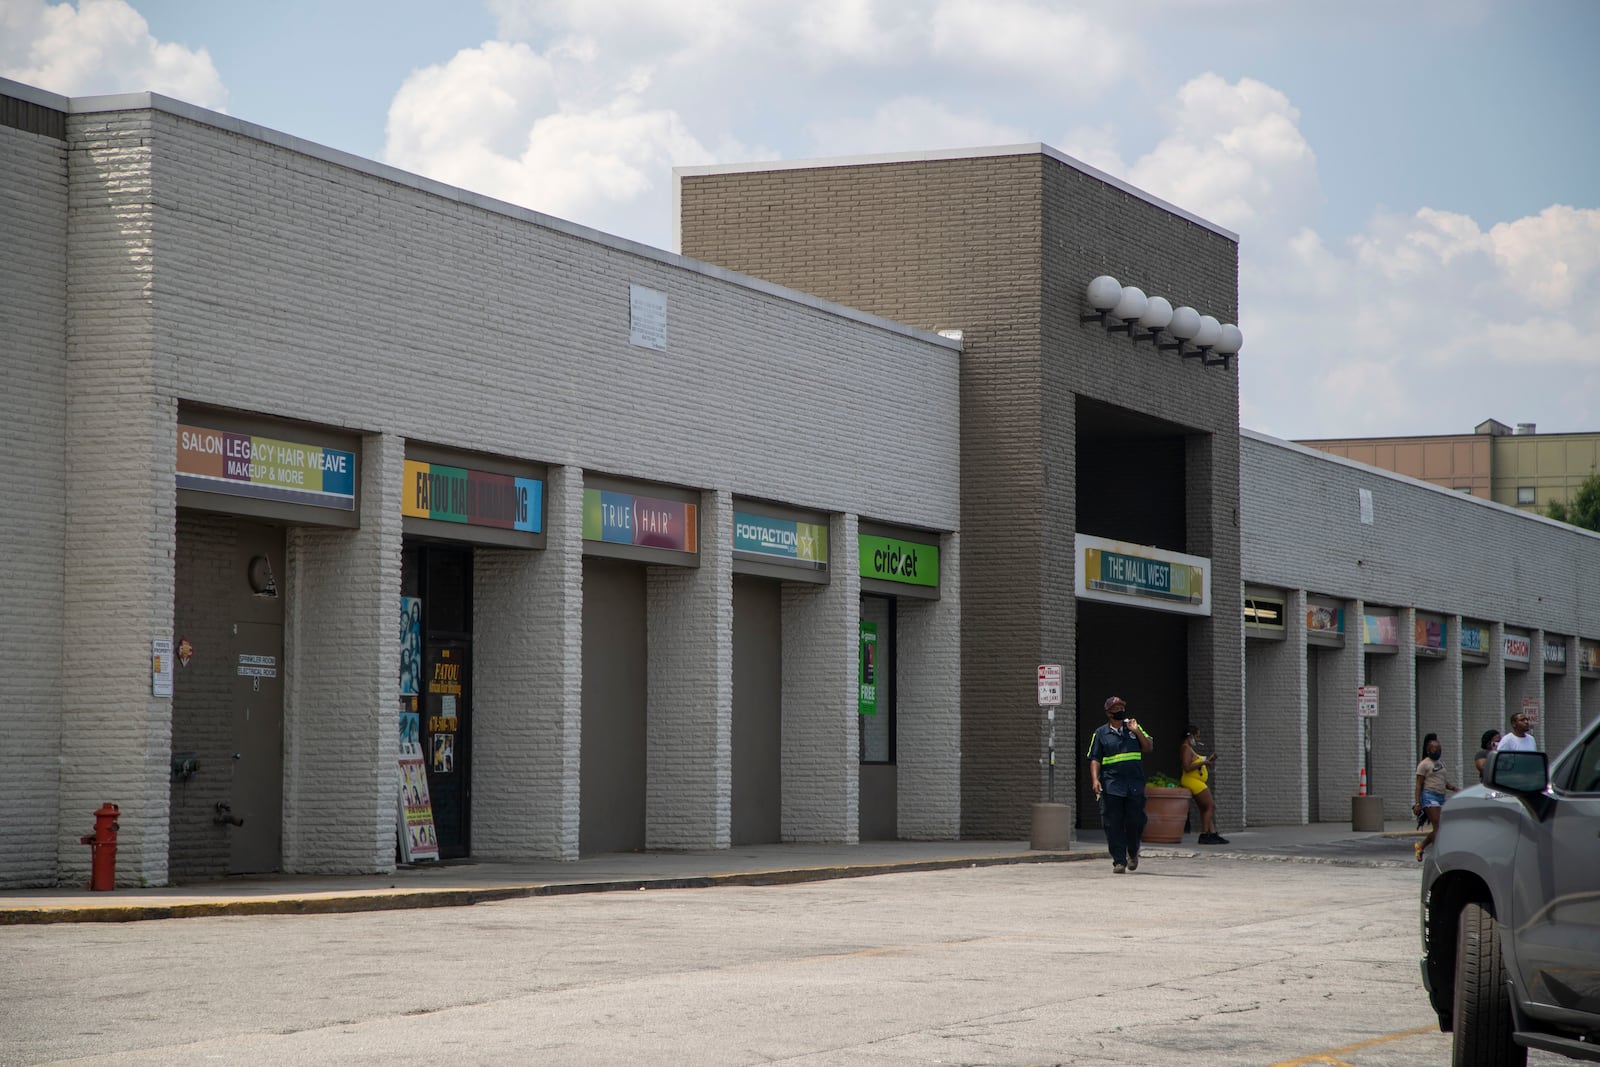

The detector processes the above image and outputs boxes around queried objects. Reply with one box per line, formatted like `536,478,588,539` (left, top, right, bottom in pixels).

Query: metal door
229,621,284,874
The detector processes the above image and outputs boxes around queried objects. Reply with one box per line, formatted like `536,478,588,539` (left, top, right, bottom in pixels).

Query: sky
3,0,1597,440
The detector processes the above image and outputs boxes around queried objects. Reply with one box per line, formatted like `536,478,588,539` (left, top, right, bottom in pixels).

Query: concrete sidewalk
0,821,1426,925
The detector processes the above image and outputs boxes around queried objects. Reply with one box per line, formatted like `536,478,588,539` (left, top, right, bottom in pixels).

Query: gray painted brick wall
646,490,735,849
893,532,962,838
282,432,402,874
59,109,173,888
780,512,861,843
471,465,584,860
1,124,68,888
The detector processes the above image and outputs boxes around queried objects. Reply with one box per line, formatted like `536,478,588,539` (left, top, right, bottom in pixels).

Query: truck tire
1451,902,1525,1067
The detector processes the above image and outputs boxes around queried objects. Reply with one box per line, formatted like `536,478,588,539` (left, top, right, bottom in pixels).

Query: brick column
780,512,860,843
282,431,402,874
645,489,733,849
1416,618,1464,786
473,465,584,860
1314,600,1362,823
59,109,172,887
895,532,961,839
1245,589,1307,825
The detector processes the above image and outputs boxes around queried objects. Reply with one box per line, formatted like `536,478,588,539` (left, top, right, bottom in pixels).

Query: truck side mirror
1486,749,1548,795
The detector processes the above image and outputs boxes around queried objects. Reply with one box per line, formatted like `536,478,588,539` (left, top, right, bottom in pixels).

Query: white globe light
1195,315,1222,349
1138,296,1173,330
1168,306,1201,340
1111,285,1147,322
1085,275,1122,311
1216,324,1243,355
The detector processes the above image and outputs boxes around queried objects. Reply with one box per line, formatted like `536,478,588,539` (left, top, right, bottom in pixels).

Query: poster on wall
397,741,440,864
400,597,422,696
396,595,438,863
859,622,878,716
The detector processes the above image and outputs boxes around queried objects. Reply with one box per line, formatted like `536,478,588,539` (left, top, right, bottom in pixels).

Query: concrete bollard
1030,802,1072,850
1351,794,1385,832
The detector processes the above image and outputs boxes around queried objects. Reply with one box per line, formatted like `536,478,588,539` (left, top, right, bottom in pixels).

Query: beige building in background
1300,419,1600,514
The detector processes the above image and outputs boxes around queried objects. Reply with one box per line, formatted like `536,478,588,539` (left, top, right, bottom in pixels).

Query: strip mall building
4,79,1597,888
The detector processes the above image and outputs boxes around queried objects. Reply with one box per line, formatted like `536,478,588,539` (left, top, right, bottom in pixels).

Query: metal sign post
1037,664,1062,803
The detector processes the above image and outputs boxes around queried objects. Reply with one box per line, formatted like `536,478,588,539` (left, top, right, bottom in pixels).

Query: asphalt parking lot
1,849,1569,1066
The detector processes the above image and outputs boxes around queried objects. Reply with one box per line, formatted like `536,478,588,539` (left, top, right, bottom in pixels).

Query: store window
1517,486,1536,505
859,596,896,764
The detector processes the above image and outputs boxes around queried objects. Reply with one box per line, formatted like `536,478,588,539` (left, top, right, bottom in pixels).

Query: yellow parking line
1267,1024,1437,1066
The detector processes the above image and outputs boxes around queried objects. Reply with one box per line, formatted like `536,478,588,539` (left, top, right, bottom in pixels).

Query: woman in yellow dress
1181,724,1228,844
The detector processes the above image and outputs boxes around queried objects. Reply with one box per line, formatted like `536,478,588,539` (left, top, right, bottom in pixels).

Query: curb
0,850,1094,925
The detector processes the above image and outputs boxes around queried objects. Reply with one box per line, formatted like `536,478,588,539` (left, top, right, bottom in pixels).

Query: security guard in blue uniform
1088,695,1154,873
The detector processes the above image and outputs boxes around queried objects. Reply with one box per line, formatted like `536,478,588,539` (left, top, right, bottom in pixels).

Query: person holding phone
1180,724,1229,844
1087,696,1154,874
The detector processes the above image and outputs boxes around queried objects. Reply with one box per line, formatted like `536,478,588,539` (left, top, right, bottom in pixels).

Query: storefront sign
1414,617,1446,651
583,489,698,552
1544,640,1567,668
402,460,542,532
1306,603,1344,634
859,622,878,716
1074,534,1210,616
1581,642,1600,673
1362,614,1399,647
1503,632,1531,664
734,512,828,568
1460,623,1490,655
859,535,939,587
178,424,355,510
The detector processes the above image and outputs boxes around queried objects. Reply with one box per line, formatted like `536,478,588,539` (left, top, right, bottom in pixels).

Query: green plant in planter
1147,771,1182,789
1142,772,1191,843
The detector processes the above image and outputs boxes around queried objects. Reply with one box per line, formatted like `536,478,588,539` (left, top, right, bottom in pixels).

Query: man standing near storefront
1088,696,1154,873
1497,708,1538,752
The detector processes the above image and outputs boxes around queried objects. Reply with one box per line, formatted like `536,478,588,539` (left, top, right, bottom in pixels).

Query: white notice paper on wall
152,638,174,697
1358,488,1374,525
629,284,668,351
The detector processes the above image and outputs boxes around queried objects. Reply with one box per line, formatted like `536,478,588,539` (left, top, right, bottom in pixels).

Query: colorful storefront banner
1414,617,1447,651
1362,614,1399,646
859,621,878,716
1503,632,1531,663
859,535,939,587
178,423,355,510
1074,534,1210,616
1460,623,1490,655
402,460,542,532
1581,642,1600,673
734,512,828,568
1306,603,1344,634
582,489,698,552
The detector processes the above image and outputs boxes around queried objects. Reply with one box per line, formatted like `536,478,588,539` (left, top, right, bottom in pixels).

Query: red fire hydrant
79,803,120,891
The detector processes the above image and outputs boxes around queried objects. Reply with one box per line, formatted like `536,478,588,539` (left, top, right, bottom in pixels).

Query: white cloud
1125,74,1319,239
928,0,1131,97
385,40,722,240
806,96,1032,157
0,0,226,109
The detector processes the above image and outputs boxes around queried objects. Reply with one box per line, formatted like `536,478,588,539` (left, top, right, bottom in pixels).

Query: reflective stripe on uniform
1101,752,1142,765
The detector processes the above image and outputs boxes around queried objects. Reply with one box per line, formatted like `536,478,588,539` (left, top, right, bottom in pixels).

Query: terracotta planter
1142,785,1192,844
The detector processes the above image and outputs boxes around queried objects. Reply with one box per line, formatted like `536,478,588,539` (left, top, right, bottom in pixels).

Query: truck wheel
1451,902,1525,1067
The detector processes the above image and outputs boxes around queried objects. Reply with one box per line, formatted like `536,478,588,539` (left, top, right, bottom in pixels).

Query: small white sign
152,638,174,697
237,653,278,679
1356,684,1379,718
1358,488,1374,525
629,284,668,351
1037,664,1062,706
1521,697,1540,725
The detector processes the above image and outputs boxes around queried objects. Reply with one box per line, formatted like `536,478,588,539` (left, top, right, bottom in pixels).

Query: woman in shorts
1180,724,1228,844
1414,732,1460,860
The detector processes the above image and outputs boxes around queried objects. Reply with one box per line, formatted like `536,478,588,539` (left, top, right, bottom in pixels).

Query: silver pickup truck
1421,715,1600,1065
